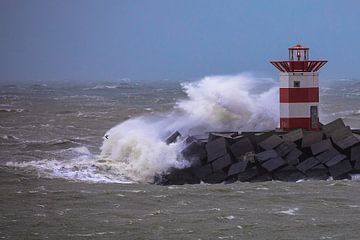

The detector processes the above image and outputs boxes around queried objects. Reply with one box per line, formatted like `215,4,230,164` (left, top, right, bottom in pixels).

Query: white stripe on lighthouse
280,72,319,88
280,102,318,118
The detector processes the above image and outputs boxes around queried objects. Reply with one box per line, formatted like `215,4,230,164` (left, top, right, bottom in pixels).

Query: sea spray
100,74,279,182
6,74,279,183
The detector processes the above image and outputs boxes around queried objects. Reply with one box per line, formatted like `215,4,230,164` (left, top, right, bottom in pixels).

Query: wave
99,74,279,182
7,74,279,183
6,147,133,184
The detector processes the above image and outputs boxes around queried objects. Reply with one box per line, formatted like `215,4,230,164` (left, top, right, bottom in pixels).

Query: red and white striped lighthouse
271,44,327,131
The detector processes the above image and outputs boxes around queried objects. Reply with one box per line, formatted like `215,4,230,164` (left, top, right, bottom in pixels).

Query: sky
0,0,360,82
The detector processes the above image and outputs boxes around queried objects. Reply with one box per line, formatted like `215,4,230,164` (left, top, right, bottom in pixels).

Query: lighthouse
271,44,327,131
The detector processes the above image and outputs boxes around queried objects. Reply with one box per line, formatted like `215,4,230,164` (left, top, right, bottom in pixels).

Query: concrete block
193,164,213,179
324,154,347,167
211,154,232,172
351,145,360,170
275,141,297,157
282,129,303,142
322,118,346,138
301,131,323,148
255,149,278,163
237,167,258,182
274,166,306,182
208,132,238,142
165,131,181,144
258,135,283,150
160,168,200,185
250,173,273,182
305,164,329,180
285,148,302,165
329,159,352,179
203,170,227,184
333,134,360,150
316,147,340,163
330,126,352,142
261,156,286,172
350,144,360,162
310,139,332,155
205,137,228,162
297,157,320,173
181,141,207,166
227,160,249,176
230,137,254,160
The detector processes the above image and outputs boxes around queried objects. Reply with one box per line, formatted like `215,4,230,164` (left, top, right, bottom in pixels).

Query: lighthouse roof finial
289,44,309,50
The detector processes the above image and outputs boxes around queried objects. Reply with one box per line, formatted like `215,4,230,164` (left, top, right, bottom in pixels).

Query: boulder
211,154,233,172
205,137,228,162
230,137,254,160
310,139,332,155
258,135,283,150
275,141,297,157
165,131,181,144
227,160,249,177
301,131,323,148
282,128,303,142
203,170,228,184
297,157,320,173
329,160,352,179
261,156,286,172
255,149,278,163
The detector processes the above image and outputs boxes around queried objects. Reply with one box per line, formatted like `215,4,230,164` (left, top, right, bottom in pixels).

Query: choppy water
1,76,360,239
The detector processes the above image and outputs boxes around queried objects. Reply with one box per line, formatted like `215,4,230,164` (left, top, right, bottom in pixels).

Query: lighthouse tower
271,44,327,131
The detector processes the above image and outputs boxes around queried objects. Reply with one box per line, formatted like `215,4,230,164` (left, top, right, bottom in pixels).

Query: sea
1,74,360,239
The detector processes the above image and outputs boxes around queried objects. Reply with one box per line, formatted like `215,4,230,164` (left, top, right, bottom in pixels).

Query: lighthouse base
280,117,319,131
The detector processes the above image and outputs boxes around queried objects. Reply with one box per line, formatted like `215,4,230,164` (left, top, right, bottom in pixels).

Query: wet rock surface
156,119,360,185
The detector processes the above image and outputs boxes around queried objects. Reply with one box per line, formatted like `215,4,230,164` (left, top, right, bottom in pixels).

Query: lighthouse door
310,106,318,129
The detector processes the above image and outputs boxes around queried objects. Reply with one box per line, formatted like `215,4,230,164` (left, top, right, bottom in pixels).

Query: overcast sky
1,0,359,82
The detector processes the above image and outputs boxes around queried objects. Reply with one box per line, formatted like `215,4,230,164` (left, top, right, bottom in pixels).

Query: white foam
100,74,279,182
279,207,299,216
8,74,279,183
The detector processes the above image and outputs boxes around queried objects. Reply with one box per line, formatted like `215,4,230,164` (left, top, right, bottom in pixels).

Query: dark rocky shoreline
155,118,360,185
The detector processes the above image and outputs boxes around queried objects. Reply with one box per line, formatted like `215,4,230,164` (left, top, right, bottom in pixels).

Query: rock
274,165,306,182
282,129,303,142
275,141,297,157
331,127,360,150
297,157,321,173
285,148,303,165
250,173,273,182
237,167,258,182
211,154,233,172
351,144,360,170
208,132,238,142
205,137,228,162
258,135,284,150
193,164,213,179
310,139,332,155
160,168,200,185
324,154,347,167
305,164,329,180
230,137,254,160
301,131,323,148
203,170,227,184
255,149,278,163
316,147,340,163
181,140,206,166
261,156,286,172
329,159,352,179
227,160,249,176
322,118,346,138
165,131,181,144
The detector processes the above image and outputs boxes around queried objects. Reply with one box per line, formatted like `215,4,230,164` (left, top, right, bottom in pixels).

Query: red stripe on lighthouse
280,117,319,130
279,88,319,103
